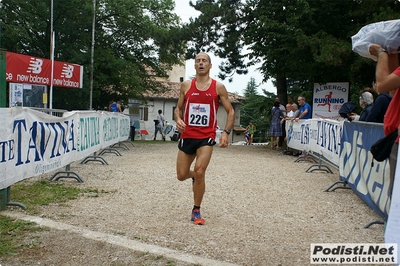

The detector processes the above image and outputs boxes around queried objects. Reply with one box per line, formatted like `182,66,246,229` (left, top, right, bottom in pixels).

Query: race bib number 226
188,103,210,127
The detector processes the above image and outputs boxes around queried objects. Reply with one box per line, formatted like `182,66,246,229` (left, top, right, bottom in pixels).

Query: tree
183,0,400,104
241,77,276,142
1,0,185,110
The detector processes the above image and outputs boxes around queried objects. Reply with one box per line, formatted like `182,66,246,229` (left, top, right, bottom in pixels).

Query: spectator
296,96,311,120
276,97,286,147
282,104,294,154
244,130,250,145
348,91,374,121
282,103,292,121
287,96,295,105
365,85,392,123
270,101,283,150
362,86,378,100
283,103,301,155
154,109,165,141
245,122,256,145
288,103,299,120
108,99,122,112
280,104,292,148
369,44,400,199
275,97,286,115
338,102,357,122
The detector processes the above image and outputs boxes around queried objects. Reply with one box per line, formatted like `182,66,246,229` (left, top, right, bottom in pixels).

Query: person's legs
154,127,162,140
177,143,213,225
190,145,213,225
192,145,213,207
279,123,286,147
176,150,196,182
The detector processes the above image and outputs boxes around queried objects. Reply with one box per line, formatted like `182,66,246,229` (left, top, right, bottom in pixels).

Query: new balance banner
6,52,84,88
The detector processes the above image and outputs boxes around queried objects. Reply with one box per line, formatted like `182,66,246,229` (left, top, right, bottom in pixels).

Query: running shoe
191,209,205,225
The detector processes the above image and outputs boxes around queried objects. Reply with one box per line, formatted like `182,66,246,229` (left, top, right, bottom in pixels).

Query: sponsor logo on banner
53,61,81,88
313,82,349,120
61,64,74,78
286,119,342,166
27,58,43,74
339,121,391,220
6,52,84,88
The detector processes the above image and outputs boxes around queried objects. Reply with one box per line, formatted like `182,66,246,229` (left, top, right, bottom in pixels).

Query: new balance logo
27,58,43,74
61,64,74,78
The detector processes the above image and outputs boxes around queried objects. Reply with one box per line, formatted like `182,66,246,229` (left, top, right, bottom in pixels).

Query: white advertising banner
286,119,342,166
0,108,130,190
312,82,349,120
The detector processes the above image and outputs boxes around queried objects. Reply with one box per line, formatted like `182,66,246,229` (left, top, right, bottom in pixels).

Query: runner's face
195,54,212,75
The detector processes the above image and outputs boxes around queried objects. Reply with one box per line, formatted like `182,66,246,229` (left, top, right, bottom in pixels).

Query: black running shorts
178,138,216,154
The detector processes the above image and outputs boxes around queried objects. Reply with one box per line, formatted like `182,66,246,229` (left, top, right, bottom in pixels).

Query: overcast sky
173,0,275,95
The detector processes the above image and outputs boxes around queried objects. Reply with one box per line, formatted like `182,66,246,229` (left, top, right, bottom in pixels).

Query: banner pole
50,31,54,109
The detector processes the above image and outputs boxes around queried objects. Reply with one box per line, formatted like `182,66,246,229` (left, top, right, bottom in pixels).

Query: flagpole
47,0,54,109
50,31,54,109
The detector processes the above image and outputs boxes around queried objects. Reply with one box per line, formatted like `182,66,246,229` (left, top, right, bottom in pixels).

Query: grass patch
1,179,103,258
0,215,42,256
10,179,98,214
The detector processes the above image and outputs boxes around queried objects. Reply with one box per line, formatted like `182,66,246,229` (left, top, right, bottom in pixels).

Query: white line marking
1,210,239,266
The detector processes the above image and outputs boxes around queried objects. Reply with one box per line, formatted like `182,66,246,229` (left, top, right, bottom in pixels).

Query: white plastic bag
351,19,400,61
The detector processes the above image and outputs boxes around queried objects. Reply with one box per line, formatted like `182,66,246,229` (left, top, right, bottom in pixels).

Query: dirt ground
0,141,385,266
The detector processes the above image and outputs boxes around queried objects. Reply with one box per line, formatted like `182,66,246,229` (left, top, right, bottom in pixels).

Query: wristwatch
377,48,387,57
224,129,231,135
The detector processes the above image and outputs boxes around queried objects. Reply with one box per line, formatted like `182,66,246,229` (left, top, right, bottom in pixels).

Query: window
172,106,176,121
137,107,148,121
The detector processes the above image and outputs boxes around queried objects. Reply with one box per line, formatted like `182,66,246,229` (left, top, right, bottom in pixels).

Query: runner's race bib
188,103,210,127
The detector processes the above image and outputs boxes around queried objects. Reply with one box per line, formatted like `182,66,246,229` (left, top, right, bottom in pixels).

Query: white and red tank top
181,78,219,139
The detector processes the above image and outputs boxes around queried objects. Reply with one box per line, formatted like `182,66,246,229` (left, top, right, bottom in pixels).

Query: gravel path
1,141,384,265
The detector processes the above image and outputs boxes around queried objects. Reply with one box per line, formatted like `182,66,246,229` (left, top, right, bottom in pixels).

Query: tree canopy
183,0,400,104
1,0,185,110
2,0,400,111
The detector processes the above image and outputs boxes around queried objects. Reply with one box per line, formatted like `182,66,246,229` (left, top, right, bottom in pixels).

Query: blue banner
339,121,391,220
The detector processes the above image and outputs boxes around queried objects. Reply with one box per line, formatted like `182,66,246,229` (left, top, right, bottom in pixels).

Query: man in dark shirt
366,92,392,123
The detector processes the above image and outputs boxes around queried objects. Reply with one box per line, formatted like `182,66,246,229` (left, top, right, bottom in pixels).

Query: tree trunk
276,76,287,104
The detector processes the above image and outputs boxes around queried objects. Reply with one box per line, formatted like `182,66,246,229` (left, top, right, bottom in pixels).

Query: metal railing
28,107,69,117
